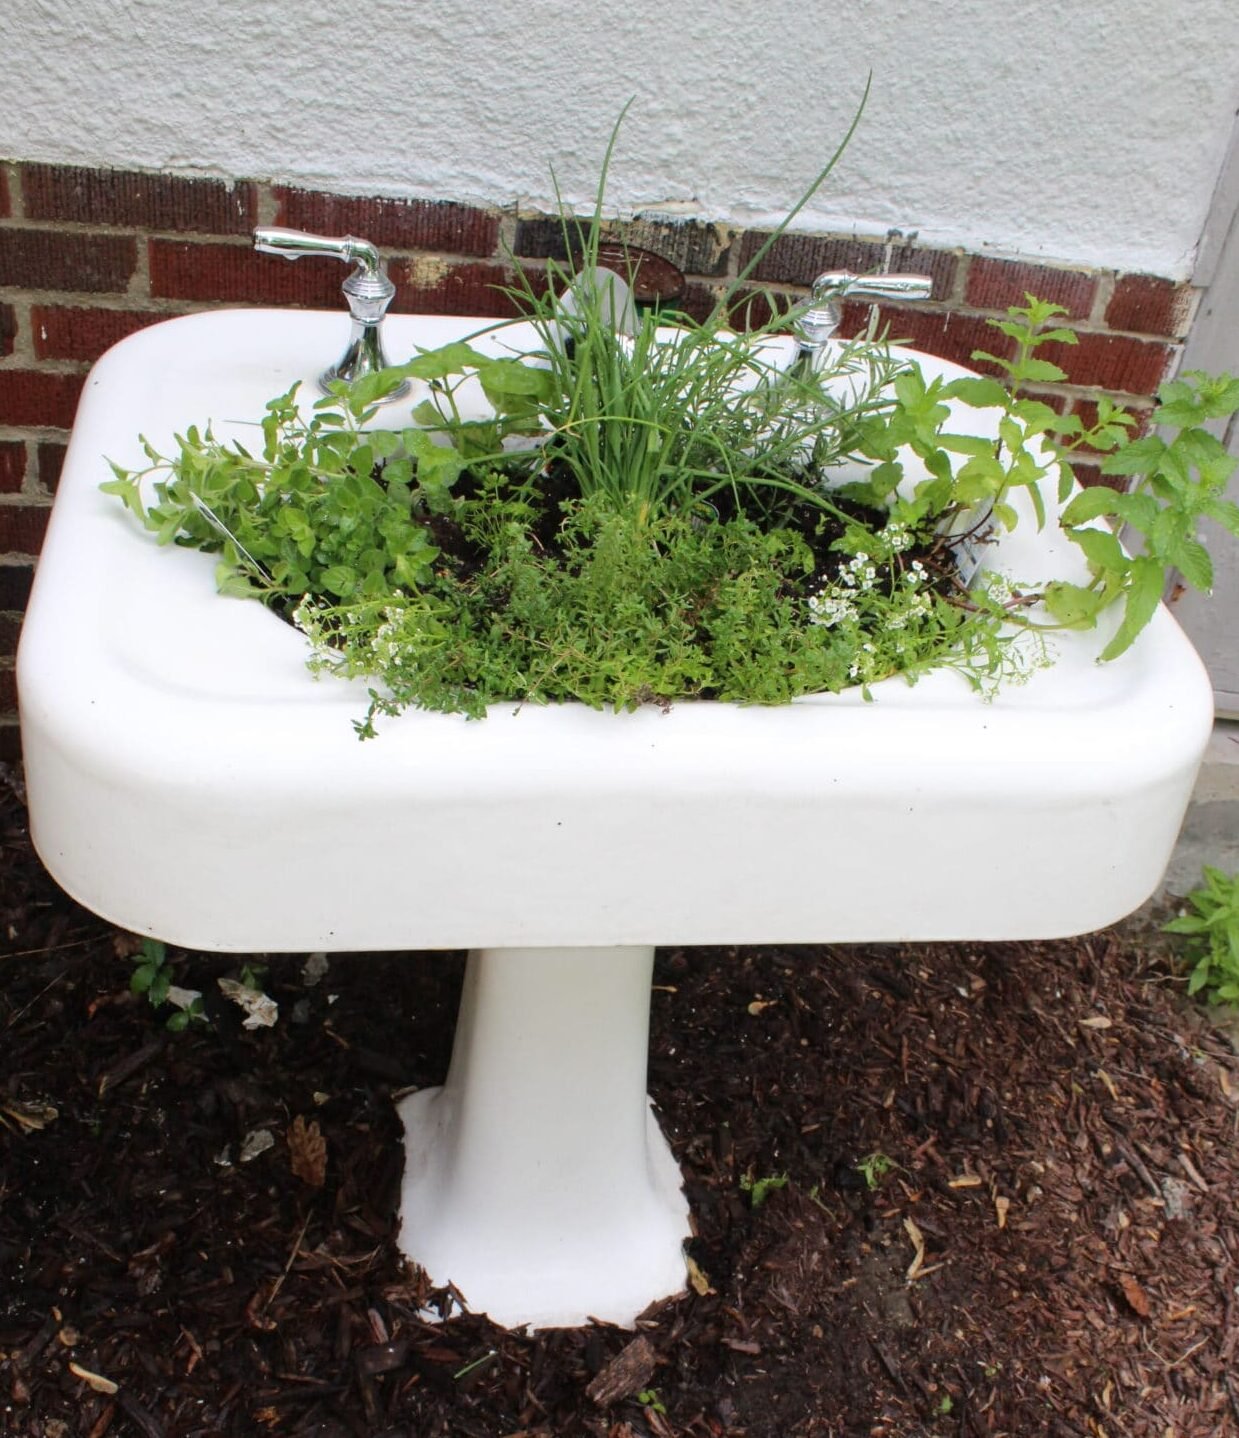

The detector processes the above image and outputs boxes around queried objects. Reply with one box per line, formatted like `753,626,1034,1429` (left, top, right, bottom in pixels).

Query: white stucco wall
4,0,1238,278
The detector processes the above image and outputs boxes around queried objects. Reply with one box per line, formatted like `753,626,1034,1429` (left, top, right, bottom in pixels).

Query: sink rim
17,308,1214,951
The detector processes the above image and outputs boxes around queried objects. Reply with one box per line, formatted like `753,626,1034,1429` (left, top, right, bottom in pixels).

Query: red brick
1105,274,1196,339
1039,331,1174,397
0,441,25,493
679,280,731,325
0,563,34,610
0,666,15,714
965,257,1096,320
23,164,256,235
37,442,66,492
836,305,1016,376
515,215,733,278
392,259,535,318
0,370,86,429
1069,460,1122,491
740,232,958,300
31,305,171,362
0,228,136,293
276,188,499,258
0,169,9,219
741,232,884,285
1,302,14,357
150,238,343,306
713,285,812,332
0,503,51,556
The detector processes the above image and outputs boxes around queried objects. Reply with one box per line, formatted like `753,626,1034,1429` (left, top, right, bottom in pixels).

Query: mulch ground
2,759,1238,1438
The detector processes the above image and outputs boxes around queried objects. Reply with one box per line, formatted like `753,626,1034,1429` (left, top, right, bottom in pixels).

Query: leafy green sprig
959,298,1239,659
1164,867,1239,1004
102,372,459,605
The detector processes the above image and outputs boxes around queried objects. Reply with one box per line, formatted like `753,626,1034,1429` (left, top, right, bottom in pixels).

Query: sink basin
17,308,1214,1328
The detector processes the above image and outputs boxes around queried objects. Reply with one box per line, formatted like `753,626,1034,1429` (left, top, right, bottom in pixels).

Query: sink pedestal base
397,945,690,1329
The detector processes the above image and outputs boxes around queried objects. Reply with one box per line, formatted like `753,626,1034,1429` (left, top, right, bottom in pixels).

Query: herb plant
740,1170,790,1210
129,939,206,1031
856,1151,895,1190
1163,867,1239,1004
101,129,1239,736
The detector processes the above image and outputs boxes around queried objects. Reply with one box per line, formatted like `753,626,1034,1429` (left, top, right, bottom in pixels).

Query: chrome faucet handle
252,226,409,401
793,270,935,367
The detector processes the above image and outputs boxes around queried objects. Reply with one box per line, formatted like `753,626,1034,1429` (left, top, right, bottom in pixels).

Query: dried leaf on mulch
287,1114,328,1187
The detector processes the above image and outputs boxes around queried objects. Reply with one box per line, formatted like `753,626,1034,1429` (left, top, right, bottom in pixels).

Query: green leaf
1100,434,1167,476
1109,491,1160,533
1099,555,1165,661
215,563,260,599
321,565,358,598
1149,505,1189,557
1042,581,1107,627
1200,496,1239,535
943,376,1009,409
1010,356,1069,385
969,349,1012,374
397,342,495,381
1060,487,1122,526
1187,963,1211,995
939,433,997,457
100,470,147,519
992,500,1019,532
1163,914,1209,936
1009,399,1061,434
988,320,1034,344
1170,537,1213,592
1070,526,1128,575
411,400,446,429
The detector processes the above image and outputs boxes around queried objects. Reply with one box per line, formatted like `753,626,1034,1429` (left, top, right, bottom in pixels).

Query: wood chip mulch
2,761,1237,1437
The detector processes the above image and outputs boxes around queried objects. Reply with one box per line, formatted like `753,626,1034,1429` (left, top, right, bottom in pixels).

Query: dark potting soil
2,761,1238,1437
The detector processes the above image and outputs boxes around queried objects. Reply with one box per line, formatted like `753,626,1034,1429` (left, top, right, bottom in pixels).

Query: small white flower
807,592,856,628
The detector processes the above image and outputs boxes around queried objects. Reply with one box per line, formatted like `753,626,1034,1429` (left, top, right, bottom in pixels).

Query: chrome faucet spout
251,227,409,400
254,227,382,277
793,269,934,375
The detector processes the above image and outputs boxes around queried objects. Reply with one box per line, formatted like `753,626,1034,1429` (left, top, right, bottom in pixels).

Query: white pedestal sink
16,309,1214,1328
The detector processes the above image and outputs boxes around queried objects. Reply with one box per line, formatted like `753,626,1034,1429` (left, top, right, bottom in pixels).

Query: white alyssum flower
841,553,878,591
881,521,914,554
807,591,857,628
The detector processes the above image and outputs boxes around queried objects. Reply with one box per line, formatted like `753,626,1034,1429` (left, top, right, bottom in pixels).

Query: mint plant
962,298,1239,659
1164,867,1239,1004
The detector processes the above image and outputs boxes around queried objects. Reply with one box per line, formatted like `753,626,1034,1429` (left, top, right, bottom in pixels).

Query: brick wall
0,160,1201,758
